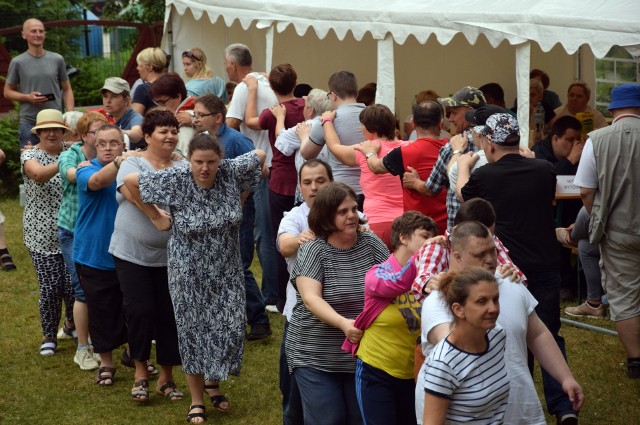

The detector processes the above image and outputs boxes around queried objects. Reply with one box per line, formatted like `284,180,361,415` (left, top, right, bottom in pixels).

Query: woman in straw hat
21,109,74,356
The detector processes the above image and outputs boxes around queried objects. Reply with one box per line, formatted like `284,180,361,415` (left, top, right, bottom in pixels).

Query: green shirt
57,142,86,231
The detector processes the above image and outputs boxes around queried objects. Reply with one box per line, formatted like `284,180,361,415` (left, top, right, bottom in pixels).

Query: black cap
464,104,508,126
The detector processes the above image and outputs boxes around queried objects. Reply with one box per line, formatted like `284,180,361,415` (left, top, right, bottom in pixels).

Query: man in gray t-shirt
301,70,365,199
4,18,74,148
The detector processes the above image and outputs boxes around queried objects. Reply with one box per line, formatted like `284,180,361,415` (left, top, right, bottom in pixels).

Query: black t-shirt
461,154,560,273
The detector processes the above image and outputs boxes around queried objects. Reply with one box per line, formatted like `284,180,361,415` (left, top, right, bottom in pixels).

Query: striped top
285,231,389,373
424,325,509,424
57,142,86,231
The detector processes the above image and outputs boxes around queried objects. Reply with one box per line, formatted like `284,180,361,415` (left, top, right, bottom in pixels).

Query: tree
101,0,165,23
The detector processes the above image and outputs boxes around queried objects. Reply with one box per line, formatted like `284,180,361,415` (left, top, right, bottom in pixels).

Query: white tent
162,0,640,139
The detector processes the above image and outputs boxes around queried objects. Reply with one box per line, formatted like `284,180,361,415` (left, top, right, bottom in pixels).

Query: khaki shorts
600,230,640,321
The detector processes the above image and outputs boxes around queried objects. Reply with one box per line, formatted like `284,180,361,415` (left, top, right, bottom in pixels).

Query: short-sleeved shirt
21,145,66,254
259,98,305,196
216,123,254,159
226,73,278,167
309,103,366,195
382,137,449,234
115,108,143,131
108,156,188,267
57,142,86,231
6,50,69,124
426,133,478,230
186,77,228,103
574,138,597,188
132,82,154,112
424,325,509,424
285,232,389,373
74,158,119,270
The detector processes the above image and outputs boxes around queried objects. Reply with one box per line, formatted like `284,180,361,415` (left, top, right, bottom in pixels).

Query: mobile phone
42,93,55,101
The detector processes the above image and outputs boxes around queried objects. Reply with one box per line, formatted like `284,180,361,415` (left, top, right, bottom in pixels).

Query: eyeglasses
96,141,122,150
182,51,203,62
153,97,172,106
326,91,334,100
192,112,216,120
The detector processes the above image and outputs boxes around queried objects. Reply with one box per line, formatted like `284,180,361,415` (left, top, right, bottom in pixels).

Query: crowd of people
5,15,640,425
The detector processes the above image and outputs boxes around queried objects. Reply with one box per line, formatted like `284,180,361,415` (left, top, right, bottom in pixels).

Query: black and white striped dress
424,325,510,424
285,232,389,373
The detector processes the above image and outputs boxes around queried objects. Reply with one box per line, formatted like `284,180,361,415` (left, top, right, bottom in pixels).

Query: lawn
0,196,638,424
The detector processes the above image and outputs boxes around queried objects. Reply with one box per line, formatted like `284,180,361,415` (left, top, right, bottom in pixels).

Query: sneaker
628,360,640,379
57,324,75,340
246,323,272,341
90,346,101,362
74,347,100,371
265,304,279,313
565,301,607,318
557,413,578,425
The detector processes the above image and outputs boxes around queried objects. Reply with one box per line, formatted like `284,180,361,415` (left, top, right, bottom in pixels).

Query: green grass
0,197,638,424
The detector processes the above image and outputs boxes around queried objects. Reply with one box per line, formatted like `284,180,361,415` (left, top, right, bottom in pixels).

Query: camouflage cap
473,113,520,145
438,86,486,109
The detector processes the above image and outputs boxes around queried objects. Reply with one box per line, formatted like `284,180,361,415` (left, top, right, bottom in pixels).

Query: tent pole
375,35,395,113
265,25,274,73
515,42,531,146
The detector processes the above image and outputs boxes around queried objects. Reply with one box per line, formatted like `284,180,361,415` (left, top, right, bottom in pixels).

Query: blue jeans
526,271,574,417
58,226,84,302
355,358,416,425
571,207,603,302
253,177,278,305
241,196,269,326
19,122,39,149
294,367,362,425
280,322,304,425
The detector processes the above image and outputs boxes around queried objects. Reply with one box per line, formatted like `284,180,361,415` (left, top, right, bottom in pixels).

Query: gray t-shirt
6,50,68,125
309,102,365,195
108,156,187,267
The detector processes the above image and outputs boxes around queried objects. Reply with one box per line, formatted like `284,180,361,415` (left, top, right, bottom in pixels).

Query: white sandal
39,339,57,356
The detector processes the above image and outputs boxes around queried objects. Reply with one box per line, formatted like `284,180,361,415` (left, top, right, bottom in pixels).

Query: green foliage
102,0,165,23
0,110,21,198
71,49,133,107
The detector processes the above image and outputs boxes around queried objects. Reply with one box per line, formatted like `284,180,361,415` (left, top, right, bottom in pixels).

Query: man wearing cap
574,84,640,380
101,77,143,149
402,87,485,231
457,113,579,424
4,18,75,148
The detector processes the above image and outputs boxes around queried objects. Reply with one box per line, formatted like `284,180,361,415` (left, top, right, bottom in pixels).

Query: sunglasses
182,51,203,62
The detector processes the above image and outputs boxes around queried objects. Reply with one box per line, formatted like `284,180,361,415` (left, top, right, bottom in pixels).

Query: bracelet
321,117,334,126
113,156,121,170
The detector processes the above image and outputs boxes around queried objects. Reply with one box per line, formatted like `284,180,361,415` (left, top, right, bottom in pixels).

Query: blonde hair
137,47,167,73
183,47,213,80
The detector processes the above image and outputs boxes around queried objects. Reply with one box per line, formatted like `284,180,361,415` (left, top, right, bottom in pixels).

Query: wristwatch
365,152,376,159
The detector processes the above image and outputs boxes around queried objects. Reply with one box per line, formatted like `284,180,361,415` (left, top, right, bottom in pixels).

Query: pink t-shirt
355,139,407,224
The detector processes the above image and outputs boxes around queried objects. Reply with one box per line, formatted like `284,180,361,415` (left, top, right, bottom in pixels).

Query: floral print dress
139,152,261,380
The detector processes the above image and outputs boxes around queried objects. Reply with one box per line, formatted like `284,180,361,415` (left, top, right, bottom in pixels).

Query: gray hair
306,89,333,117
224,43,252,67
62,111,84,132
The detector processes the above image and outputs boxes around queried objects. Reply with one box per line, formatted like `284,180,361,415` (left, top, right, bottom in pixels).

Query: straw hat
30,109,70,134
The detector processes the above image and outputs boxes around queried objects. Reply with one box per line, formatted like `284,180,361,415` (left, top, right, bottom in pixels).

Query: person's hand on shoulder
242,75,258,90
450,131,469,152
270,104,286,119
456,151,479,170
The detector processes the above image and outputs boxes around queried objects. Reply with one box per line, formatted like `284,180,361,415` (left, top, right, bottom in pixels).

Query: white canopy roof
164,0,640,141
166,0,640,57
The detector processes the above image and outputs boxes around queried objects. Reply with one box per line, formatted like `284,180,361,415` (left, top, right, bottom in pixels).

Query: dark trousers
280,322,304,425
241,196,269,326
526,271,574,416
269,189,295,311
113,257,181,365
77,264,127,353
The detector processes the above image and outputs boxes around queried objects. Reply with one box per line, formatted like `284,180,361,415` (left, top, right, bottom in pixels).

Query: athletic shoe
265,305,279,313
57,324,75,340
74,347,100,371
565,301,607,318
557,413,578,425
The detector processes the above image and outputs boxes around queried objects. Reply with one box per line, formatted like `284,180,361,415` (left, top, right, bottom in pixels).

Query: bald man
4,18,75,148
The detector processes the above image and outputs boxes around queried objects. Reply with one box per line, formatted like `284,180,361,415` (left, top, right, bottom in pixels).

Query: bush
71,50,134,107
0,111,21,198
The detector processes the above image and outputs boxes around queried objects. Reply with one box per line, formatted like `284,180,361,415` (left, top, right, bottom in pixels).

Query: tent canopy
164,1,640,140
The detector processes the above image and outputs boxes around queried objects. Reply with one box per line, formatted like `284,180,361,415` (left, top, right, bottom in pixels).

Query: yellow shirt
357,292,421,379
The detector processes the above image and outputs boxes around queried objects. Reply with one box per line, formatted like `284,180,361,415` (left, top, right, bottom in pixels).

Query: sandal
39,338,57,356
121,348,159,377
131,379,149,401
204,383,230,412
187,405,206,423
95,367,116,385
157,380,183,401
0,251,16,271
